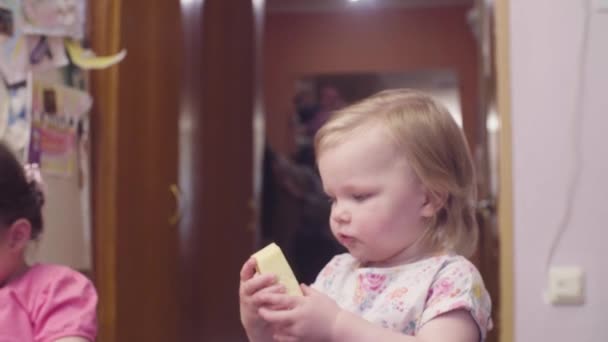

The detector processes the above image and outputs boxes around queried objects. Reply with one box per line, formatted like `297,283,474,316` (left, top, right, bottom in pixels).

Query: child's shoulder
433,254,483,277
418,254,493,337
10,263,94,297
27,263,90,283
413,253,485,285
2,264,98,341
433,253,477,266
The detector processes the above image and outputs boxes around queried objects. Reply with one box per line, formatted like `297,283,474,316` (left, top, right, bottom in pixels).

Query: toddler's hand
239,258,286,341
258,284,342,342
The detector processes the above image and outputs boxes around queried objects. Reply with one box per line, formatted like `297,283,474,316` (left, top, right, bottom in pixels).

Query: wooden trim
90,0,122,341
495,1,514,342
266,0,473,13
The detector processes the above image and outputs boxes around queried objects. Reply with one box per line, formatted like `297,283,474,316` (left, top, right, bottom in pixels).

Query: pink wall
510,1,608,341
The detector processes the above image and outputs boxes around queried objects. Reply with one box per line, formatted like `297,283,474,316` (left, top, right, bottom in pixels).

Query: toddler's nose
331,204,351,225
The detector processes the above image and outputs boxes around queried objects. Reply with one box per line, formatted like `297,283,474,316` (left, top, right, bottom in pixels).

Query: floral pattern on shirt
312,253,493,341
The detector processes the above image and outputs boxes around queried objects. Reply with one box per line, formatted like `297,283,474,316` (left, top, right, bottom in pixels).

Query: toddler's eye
352,193,372,202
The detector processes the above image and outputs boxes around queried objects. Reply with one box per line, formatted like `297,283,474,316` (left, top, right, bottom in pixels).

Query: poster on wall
21,0,86,39
0,0,28,84
0,81,8,139
0,82,30,159
27,75,91,177
0,0,68,85
27,35,69,72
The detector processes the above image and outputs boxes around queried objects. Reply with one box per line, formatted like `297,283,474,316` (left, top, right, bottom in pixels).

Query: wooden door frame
495,0,514,342
89,1,121,341
87,1,514,341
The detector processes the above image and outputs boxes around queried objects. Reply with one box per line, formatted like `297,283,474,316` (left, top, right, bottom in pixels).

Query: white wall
510,1,608,341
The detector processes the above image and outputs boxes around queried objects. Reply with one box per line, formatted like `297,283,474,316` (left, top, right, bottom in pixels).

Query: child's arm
259,285,480,342
333,308,479,342
30,266,98,342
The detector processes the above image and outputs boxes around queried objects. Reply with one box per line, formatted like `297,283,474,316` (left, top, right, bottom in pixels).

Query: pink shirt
0,264,97,342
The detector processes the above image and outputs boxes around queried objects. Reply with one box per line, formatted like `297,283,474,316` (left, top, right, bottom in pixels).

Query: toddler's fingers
240,258,258,281
252,284,286,306
241,273,277,297
257,293,298,311
259,306,296,325
260,283,286,295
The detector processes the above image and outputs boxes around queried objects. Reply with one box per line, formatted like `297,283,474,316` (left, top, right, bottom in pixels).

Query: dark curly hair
0,143,44,239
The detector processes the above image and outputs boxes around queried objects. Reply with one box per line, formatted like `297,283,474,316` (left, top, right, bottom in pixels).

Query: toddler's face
318,124,434,267
0,225,14,285
0,222,28,285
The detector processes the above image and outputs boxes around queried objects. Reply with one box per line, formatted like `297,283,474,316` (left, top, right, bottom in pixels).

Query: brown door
177,1,263,340
472,1,500,342
92,0,261,341
91,0,182,341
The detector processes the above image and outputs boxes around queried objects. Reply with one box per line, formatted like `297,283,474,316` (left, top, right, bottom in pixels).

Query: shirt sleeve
31,268,98,342
418,258,493,341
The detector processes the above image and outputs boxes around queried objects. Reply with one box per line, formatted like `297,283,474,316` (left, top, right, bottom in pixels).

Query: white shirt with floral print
312,253,493,340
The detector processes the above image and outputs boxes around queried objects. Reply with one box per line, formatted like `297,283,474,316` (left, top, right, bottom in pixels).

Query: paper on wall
0,0,27,84
0,81,8,139
27,75,91,177
21,0,85,39
28,35,69,71
0,1,69,84
2,82,30,153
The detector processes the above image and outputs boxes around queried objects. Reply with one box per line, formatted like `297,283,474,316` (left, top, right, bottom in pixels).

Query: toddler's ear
7,219,32,251
421,191,447,218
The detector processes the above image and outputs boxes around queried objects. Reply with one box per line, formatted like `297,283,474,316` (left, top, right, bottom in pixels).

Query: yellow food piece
252,243,303,296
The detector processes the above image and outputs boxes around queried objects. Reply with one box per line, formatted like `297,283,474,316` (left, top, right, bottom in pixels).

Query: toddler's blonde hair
315,89,478,257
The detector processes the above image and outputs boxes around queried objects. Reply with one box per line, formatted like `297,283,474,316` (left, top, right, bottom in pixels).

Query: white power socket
544,266,585,306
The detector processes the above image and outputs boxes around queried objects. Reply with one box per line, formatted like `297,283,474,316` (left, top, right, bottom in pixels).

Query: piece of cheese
252,243,303,296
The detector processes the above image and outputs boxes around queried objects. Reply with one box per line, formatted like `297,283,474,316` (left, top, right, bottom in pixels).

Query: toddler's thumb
301,284,318,296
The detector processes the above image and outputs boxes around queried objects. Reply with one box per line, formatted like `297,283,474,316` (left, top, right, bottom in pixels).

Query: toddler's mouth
337,233,356,246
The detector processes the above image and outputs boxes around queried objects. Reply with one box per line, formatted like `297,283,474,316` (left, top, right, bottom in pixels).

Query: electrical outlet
545,266,585,306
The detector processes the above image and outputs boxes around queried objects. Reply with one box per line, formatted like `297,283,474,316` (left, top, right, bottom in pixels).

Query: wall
510,1,608,341
264,6,479,154
33,175,91,270
29,68,91,271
